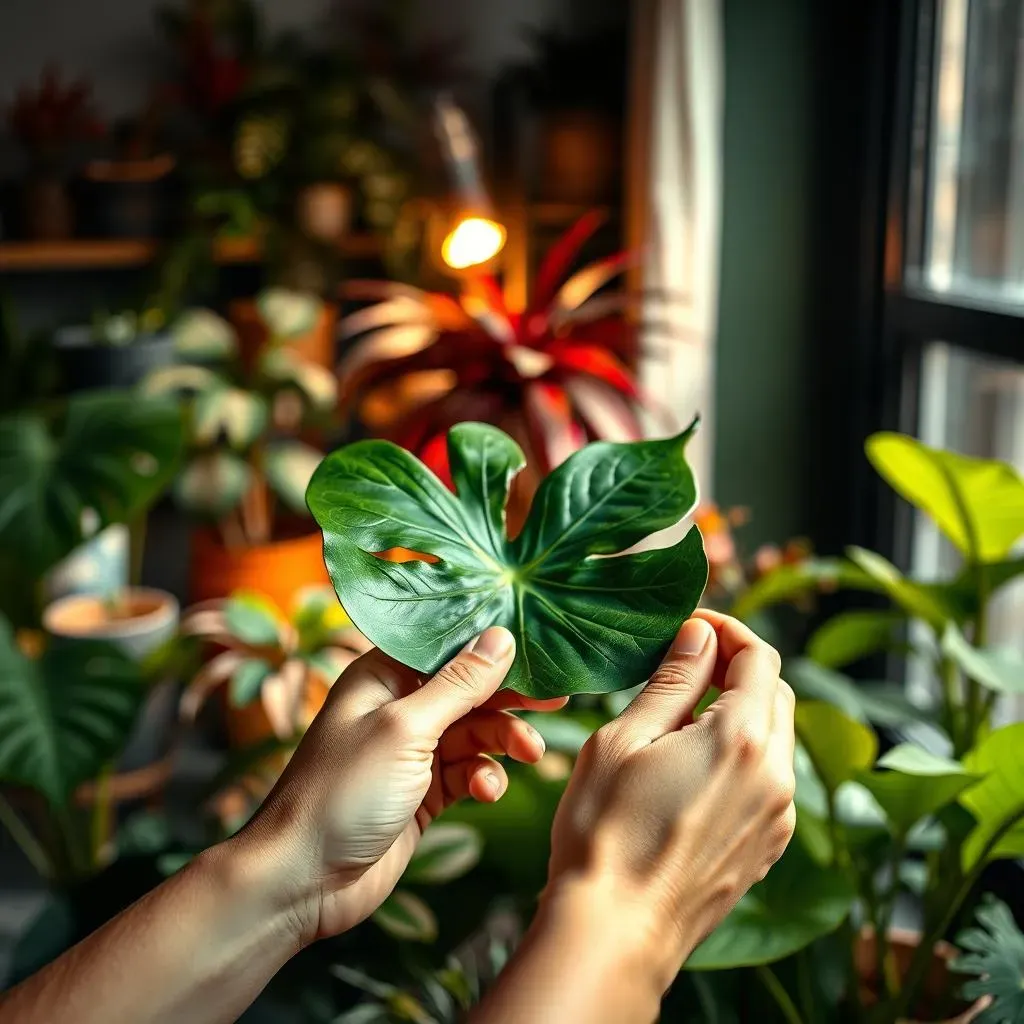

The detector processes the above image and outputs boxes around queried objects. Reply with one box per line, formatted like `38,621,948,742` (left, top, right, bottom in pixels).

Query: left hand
235,627,564,946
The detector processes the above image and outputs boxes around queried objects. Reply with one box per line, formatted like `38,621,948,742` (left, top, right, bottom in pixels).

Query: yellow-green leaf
172,309,237,359
807,610,904,669
846,547,952,630
961,724,1024,869
866,432,1024,563
942,623,1024,696
795,701,878,794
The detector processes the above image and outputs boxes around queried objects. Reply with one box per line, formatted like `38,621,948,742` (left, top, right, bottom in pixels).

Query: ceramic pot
78,155,176,239
53,327,176,393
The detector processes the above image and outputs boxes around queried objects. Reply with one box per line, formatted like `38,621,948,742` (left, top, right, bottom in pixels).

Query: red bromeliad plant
338,212,655,517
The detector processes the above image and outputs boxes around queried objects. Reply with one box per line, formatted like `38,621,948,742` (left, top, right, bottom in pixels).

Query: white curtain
628,0,724,499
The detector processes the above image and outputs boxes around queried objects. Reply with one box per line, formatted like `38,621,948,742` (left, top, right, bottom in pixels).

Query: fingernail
526,723,546,753
674,618,712,656
482,770,502,798
470,627,514,664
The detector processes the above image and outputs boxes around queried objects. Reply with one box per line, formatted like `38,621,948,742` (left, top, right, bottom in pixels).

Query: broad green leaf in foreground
961,723,1024,869
795,700,878,794
685,841,855,969
307,421,708,698
953,895,1024,1024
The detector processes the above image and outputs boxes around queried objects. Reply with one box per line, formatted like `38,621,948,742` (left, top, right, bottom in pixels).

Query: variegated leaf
265,440,323,513
230,658,273,707
554,253,632,312
174,451,252,516
180,650,245,722
224,592,283,646
257,288,321,339
337,323,438,384
404,823,483,884
141,364,224,397
373,890,438,942
172,309,237,360
192,388,268,448
260,659,306,739
260,348,337,409
340,296,434,340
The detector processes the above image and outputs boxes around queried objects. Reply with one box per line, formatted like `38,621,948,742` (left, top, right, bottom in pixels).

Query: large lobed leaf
0,617,144,807
960,723,1024,869
0,391,184,575
307,421,708,698
952,894,1024,1024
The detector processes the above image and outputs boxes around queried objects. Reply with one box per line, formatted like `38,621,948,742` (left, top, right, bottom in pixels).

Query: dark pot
536,109,621,205
53,327,176,393
77,156,176,239
21,176,74,240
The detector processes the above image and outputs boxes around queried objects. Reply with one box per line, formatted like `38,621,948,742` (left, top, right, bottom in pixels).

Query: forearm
0,833,311,1024
473,874,692,1024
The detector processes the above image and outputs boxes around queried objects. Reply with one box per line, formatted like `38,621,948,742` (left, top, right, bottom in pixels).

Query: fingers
442,754,509,804
439,709,546,763
397,627,516,738
617,618,718,742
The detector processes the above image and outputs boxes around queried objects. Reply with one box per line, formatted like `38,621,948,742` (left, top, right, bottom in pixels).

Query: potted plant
675,433,1024,1023
178,585,369,748
142,288,337,607
338,211,656,531
6,67,105,240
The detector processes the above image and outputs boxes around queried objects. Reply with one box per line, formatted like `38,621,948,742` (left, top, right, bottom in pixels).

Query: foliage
338,212,659,497
142,289,334,546
179,585,369,740
953,895,1024,1024
307,421,708,698
691,433,1024,1024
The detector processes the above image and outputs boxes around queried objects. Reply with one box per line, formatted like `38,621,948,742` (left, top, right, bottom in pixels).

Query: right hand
546,609,796,984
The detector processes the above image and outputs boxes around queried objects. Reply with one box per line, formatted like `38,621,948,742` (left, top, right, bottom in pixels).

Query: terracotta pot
296,182,353,242
229,298,338,373
188,526,330,608
855,927,985,1023
22,176,74,240
537,110,620,205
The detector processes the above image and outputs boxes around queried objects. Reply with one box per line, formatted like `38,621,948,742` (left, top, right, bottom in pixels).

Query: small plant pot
78,154,176,239
188,525,331,608
229,297,338,373
855,927,984,1023
43,524,130,606
21,175,74,240
53,326,177,393
42,588,181,788
295,182,353,242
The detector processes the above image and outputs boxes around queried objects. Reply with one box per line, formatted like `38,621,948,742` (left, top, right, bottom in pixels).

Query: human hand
544,610,796,988
233,627,566,947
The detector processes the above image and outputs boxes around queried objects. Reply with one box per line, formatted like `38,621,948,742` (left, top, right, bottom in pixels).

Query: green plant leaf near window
952,895,1024,1024
857,744,980,837
0,617,143,807
306,421,709,699
960,723,1024,869
685,841,855,970
845,547,952,630
795,701,878,795
0,391,183,576
866,432,1024,563
731,557,880,621
807,610,905,669
942,623,1024,695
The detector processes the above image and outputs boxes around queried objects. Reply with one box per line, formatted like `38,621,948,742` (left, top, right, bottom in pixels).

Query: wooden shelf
0,233,382,272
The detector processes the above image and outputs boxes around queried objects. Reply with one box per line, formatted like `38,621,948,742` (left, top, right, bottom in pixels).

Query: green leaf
256,288,321,338
846,547,952,630
961,724,1024,869
952,895,1024,1024
225,592,282,646
174,451,252,517
685,841,855,969
307,422,708,699
857,744,979,835
172,309,237,360
942,623,1024,695
520,710,600,754
0,392,183,575
140,364,224,396
260,348,337,410
0,618,144,806
731,557,881,621
373,890,438,943
866,432,1024,563
794,701,878,794
807,610,904,668
403,823,482,884
229,658,273,707
265,440,323,514
192,388,267,449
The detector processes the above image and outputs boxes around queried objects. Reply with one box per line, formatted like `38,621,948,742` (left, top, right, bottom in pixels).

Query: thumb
398,627,516,737
618,617,717,743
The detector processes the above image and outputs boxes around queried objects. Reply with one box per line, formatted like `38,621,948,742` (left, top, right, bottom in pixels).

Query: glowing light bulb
441,216,506,270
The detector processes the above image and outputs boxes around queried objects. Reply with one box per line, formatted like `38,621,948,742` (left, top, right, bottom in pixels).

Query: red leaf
565,378,643,442
523,382,586,472
421,432,453,490
548,344,639,398
531,211,608,313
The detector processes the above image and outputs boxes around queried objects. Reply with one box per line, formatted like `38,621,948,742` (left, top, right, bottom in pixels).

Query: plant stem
888,806,1024,1021
129,513,147,590
796,949,816,1024
757,965,805,1024
940,656,965,756
0,791,53,879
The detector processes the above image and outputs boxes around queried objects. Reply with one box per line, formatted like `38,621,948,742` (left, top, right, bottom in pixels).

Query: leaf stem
0,791,54,880
756,964,805,1024
796,949,816,1023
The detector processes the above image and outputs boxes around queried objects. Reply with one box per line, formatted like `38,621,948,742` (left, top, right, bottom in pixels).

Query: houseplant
338,211,652,532
178,585,369,748
6,67,105,239
675,433,1024,1022
143,289,336,606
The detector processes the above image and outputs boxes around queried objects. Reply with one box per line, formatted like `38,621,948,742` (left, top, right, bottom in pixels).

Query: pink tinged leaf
180,650,245,722
261,659,307,739
505,345,554,379
463,273,509,319
565,377,643,442
179,604,229,637
554,252,633,313
340,296,435,340
460,292,514,343
531,210,608,312
553,291,637,330
337,323,438,384
524,382,586,471
549,343,639,397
